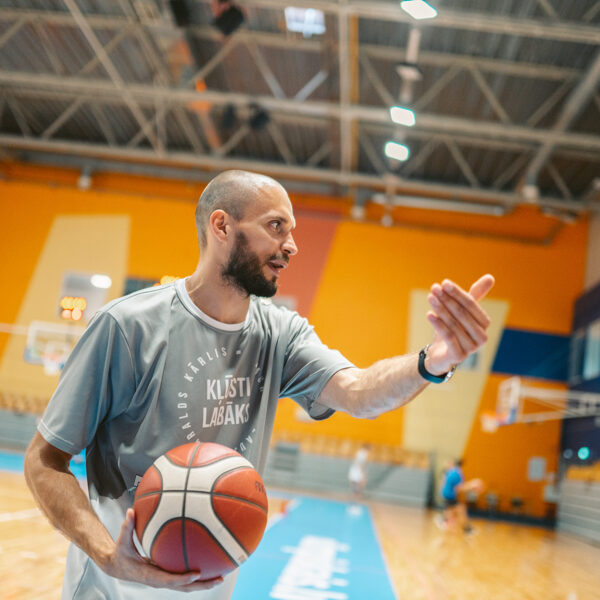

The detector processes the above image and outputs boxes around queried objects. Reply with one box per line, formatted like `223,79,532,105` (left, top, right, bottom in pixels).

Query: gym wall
0,163,587,518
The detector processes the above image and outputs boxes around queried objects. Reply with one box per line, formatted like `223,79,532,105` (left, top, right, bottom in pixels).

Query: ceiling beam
0,133,591,214
524,48,600,186
235,0,600,44
12,83,598,163
4,4,599,44
61,0,162,153
3,70,600,153
338,2,352,173
0,10,590,82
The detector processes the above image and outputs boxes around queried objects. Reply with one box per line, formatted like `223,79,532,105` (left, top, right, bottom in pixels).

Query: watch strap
418,344,456,383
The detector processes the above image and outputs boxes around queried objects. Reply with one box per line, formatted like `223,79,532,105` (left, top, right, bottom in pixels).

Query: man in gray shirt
24,170,494,599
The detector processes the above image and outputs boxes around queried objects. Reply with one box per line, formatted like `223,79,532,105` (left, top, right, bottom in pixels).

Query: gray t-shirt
39,278,353,600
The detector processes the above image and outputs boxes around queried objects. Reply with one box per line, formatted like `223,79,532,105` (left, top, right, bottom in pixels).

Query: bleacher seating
264,430,432,505
558,461,600,544
0,391,48,415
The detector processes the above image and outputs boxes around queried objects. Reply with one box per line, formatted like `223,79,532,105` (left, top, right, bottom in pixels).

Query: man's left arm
317,274,495,419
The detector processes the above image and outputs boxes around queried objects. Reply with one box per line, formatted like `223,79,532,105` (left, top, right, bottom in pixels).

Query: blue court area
233,494,397,600
0,449,87,479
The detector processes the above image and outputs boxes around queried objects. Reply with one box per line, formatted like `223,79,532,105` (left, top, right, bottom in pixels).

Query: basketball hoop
498,377,521,424
22,321,84,376
40,340,70,376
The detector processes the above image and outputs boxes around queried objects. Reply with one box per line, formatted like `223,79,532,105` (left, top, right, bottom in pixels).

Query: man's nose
282,233,298,257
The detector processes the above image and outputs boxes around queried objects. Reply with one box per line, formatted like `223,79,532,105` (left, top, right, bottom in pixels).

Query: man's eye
270,221,281,230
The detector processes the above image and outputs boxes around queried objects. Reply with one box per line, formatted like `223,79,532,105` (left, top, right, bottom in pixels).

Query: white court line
0,508,41,522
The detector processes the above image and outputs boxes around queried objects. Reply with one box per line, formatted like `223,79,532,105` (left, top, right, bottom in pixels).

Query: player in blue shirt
439,459,482,534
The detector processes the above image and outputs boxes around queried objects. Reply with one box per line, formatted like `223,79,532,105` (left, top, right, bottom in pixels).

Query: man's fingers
177,576,224,592
429,288,488,348
140,563,206,589
426,312,464,358
438,280,491,329
468,274,495,301
152,570,223,591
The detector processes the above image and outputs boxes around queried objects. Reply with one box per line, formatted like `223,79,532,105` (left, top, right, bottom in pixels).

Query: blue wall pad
233,495,397,600
492,328,569,382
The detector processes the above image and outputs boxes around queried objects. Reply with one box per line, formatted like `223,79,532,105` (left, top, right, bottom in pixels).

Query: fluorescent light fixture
390,106,416,126
400,1,438,20
90,274,112,289
371,193,507,216
285,7,326,37
384,141,410,161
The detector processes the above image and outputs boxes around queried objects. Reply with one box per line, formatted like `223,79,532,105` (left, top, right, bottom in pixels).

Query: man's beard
222,231,281,297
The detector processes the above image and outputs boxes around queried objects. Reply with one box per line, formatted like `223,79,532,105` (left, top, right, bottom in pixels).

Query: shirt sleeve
279,312,354,420
38,311,136,455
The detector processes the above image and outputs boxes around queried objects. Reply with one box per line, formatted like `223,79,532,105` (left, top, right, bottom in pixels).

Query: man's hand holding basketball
100,508,224,592
424,274,495,376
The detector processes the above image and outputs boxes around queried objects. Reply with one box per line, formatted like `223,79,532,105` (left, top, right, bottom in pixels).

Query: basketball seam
135,465,163,550
184,520,240,571
211,492,268,514
164,452,240,468
149,517,184,569
182,442,203,572
134,489,267,513
210,466,267,556
210,467,267,512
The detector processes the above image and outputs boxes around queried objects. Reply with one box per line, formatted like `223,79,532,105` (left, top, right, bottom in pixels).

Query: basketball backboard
23,321,85,375
482,376,600,432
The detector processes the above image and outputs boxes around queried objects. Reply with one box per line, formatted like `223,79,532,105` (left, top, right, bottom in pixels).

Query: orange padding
565,462,600,483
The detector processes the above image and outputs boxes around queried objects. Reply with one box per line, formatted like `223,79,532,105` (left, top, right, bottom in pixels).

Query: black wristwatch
418,344,456,383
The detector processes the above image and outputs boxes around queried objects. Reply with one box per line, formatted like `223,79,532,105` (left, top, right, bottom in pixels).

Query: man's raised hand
425,274,495,375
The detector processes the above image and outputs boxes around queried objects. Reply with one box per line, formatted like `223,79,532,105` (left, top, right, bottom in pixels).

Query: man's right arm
24,432,223,591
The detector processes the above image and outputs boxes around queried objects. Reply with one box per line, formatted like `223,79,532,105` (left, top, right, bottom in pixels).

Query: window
583,319,600,381
569,329,586,384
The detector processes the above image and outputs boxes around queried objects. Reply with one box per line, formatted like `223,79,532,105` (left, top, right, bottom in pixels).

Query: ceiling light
90,274,112,289
285,7,326,37
400,1,438,20
384,141,410,162
390,106,416,126
371,194,507,216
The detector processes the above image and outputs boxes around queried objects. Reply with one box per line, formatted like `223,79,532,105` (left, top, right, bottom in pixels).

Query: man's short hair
195,170,283,248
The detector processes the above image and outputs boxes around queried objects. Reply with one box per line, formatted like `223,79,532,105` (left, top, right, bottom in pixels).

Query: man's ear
208,209,230,243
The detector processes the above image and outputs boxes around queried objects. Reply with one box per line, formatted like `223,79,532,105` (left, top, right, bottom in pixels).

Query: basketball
133,442,268,580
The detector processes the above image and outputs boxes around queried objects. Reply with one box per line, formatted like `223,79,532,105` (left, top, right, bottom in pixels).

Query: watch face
444,366,457,382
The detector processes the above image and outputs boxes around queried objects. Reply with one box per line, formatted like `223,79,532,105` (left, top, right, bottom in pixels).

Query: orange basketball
133,442,268,580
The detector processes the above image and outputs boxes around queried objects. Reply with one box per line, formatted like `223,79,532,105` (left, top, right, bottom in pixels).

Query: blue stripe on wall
492,329,569,382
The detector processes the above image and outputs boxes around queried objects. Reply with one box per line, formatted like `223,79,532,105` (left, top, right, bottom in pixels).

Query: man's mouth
266,258,288,277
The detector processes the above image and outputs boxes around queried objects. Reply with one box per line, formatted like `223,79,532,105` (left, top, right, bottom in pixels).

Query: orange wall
0,165,588,517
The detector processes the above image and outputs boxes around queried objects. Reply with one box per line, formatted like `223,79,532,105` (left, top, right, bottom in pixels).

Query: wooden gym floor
1,470,599,600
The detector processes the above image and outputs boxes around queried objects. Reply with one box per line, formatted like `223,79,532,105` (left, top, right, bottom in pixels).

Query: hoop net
480,411,500,433
40,340,71,376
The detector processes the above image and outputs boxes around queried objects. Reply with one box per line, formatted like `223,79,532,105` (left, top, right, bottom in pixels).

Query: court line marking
0,508,41,522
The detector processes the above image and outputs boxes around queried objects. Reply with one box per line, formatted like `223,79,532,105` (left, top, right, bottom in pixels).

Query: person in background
438,458,483,535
